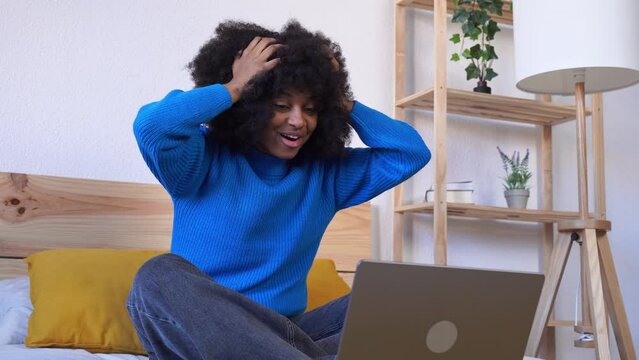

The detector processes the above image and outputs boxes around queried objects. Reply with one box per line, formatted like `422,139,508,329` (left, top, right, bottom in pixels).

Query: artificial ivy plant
450,0,506,93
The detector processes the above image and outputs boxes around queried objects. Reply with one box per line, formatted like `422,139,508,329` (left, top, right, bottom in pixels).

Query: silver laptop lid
337,260,544,360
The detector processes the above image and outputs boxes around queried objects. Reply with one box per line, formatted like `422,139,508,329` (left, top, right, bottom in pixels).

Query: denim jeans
126,253,348,360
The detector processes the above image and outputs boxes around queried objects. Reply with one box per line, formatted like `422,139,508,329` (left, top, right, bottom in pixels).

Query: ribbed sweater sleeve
333,101,431,210
132,84,232,198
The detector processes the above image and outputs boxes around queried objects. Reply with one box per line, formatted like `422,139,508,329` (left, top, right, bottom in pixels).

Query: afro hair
187,20,353,160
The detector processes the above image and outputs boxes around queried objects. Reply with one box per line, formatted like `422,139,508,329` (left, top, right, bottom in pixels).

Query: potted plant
497,146,532,209
449,0,505,94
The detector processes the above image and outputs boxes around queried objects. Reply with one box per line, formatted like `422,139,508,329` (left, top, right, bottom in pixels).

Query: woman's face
258,89,318,160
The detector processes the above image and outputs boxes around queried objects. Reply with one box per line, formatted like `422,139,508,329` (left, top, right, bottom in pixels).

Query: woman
127,20,430,359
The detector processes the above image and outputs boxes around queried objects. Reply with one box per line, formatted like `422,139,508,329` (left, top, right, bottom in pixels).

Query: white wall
1,2,637,359
0,0,392,181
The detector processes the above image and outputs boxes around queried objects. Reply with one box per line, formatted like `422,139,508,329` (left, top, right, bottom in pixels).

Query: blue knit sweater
133,84,430,316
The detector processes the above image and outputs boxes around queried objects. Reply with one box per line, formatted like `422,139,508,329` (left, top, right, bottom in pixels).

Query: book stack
425,181,474,204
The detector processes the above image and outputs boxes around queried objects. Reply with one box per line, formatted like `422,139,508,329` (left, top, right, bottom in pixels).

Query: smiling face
257,89,319,160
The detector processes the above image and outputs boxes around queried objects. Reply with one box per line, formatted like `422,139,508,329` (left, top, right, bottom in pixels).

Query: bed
0,171,371,358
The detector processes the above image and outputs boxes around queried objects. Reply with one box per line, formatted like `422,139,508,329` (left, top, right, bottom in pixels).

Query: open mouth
281,134,300,141
279,133,303,148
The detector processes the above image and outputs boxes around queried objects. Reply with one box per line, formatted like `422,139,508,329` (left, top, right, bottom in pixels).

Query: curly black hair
187,20,353,160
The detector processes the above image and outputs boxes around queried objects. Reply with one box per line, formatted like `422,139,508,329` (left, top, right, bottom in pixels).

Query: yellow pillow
24,249,348,354
305,259,351,312
25,249,163,354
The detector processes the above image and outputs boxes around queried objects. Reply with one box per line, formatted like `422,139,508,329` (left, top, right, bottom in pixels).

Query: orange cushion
305,259,351,312
25,249,349,354
25,249,163,354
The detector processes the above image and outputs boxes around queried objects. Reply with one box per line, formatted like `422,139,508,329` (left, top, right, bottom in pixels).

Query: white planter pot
505,189,530,209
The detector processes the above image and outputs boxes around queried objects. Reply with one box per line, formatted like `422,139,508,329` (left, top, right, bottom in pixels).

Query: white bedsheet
0,344,149,360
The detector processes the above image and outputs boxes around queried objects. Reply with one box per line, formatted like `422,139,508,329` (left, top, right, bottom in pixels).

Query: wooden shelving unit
392,0,607,265
392,2,607,358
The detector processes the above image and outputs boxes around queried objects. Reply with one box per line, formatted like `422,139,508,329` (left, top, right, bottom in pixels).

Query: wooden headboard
0,172,371,284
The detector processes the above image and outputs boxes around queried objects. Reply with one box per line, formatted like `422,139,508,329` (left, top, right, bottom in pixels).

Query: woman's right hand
224,36,283,103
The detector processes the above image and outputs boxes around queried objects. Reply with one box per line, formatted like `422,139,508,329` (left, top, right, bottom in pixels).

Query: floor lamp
513,0,639,359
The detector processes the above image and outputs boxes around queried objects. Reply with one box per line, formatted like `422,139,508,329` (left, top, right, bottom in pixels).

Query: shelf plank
396,0,513,25
396,88,584,126
395,202,581,223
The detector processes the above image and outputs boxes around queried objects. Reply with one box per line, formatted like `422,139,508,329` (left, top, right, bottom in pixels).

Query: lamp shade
514,0,639,95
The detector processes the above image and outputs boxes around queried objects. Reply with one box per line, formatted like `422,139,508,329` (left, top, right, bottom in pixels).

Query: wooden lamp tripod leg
599,232,637,360
525,231,574,357
582,229,611,359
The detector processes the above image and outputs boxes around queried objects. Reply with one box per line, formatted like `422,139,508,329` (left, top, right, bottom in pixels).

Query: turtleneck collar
246,147,290,181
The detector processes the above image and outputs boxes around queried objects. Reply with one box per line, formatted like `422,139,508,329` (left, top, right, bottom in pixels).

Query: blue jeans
126,254,348,360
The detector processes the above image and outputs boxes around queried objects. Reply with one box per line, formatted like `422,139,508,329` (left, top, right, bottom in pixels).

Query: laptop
337,260,544,360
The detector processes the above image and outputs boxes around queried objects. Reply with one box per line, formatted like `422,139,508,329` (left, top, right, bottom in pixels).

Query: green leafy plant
497,146,532,190
449,0,504,83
